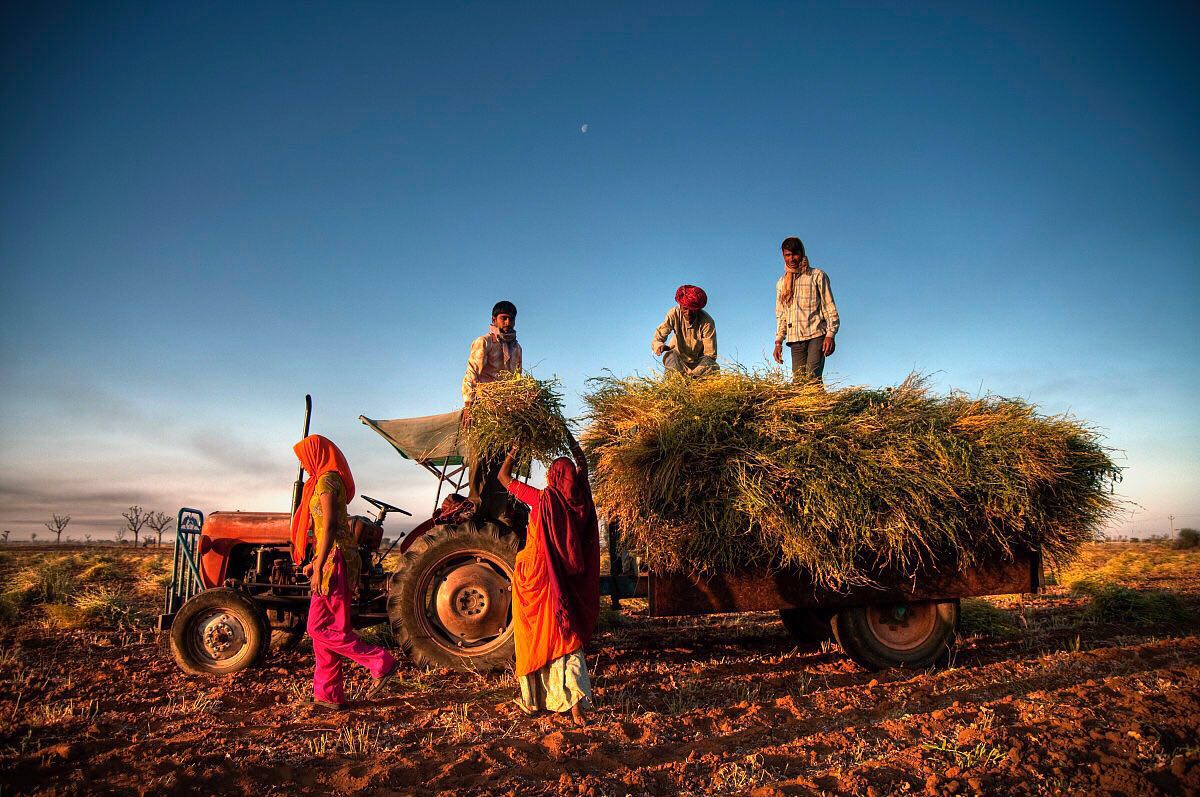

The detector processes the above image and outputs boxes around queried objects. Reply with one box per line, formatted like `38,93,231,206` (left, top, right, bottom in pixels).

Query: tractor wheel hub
196,611,247,661
434,562,512,643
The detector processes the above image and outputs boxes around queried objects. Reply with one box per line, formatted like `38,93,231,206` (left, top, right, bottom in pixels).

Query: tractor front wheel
388,521,518,671
833,600,958,672
170,588,270,676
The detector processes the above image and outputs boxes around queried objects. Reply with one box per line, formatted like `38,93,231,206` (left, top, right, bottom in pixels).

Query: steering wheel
361,494,412,517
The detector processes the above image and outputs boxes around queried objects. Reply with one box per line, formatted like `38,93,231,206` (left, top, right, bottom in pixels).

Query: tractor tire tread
387,521,518,672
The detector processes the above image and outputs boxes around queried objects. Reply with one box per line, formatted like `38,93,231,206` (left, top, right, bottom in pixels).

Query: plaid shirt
774,266,840,343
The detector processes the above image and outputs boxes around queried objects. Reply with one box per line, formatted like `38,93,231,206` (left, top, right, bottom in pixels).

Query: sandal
365,666,397,699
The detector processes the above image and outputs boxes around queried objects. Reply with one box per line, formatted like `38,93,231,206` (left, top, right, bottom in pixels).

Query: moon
580,123,588,133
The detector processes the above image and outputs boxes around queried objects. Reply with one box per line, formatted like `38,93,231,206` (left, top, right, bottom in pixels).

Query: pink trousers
307,550,396,705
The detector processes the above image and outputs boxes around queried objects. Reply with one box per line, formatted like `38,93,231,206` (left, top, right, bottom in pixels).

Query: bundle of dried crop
583,370,1120,589
463,372,572,468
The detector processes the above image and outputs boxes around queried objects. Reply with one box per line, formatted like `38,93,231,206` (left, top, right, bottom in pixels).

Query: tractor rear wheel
387,521,518,671
833,600,958,671
779,608,834,644
170,588,270,676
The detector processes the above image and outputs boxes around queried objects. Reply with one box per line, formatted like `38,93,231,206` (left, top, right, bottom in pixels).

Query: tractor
160,403,526,675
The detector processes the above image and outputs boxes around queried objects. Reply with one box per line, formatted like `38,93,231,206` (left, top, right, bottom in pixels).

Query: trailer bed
648,549,1042,616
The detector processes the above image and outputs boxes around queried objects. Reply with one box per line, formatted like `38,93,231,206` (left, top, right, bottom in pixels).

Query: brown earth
1,543,1199,796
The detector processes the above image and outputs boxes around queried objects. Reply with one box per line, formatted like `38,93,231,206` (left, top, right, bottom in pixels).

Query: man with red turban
651,284,718,376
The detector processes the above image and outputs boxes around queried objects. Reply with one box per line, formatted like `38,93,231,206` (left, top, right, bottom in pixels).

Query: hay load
464,372,572,468
582,371,1120,589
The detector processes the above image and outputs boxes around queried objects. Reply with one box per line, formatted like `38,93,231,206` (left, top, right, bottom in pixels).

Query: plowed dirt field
2,543,1198,796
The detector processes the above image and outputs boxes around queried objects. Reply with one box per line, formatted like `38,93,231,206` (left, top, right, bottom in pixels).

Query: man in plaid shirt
771,237,840,381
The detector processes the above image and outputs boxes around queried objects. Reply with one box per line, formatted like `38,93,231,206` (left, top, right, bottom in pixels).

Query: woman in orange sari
498,433,600,726
292,435,397,710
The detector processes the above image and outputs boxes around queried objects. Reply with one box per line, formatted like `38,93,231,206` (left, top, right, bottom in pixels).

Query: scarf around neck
488,323,518,368
780,256,810,306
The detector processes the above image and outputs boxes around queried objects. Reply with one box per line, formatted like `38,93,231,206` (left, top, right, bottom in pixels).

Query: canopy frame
360,411,471,516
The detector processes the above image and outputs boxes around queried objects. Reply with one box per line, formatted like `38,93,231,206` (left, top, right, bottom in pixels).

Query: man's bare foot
570,703,587,727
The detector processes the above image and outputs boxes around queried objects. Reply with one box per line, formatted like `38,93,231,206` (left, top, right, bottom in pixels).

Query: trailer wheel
779,608,834,644
170,588,270,676
388,521,518,671
833,600,958,671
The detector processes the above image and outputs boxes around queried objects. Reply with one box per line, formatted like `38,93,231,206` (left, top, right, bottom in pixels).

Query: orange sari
507,458,600,677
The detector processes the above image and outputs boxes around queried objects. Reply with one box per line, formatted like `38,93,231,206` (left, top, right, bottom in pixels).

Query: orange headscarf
290,435,356,564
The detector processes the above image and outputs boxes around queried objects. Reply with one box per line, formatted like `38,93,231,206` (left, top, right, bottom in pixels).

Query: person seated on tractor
461,299,524,527
292,434,398,710
498,433,600,727
651,284,718,377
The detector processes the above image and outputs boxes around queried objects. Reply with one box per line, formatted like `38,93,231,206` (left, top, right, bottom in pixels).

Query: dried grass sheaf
463,372,572,468
583,370,1121,589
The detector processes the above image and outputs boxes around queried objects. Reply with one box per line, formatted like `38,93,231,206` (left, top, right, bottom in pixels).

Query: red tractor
160,406,525,675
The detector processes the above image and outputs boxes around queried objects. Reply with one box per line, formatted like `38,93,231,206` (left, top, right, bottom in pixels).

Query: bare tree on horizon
122,505,150,547
84,533,92,544
45,514,71,545
114,526,127,543
1,530,9,544
147,511,173,548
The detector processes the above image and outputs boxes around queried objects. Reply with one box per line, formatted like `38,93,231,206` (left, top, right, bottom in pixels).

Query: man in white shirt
771,238,840,382
462,300,523,525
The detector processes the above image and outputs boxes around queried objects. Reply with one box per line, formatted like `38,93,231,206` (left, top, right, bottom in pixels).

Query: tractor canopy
359,410,466,466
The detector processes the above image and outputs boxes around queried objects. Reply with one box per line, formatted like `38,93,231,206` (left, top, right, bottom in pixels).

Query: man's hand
460,405,472,428
772,340,784,364
822,336,836,357
652,341,665,356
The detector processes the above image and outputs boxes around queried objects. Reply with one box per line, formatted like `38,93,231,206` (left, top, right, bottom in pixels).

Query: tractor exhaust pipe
290,394,313,522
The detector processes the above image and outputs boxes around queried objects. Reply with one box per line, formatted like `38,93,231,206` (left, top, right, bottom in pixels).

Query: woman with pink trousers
291,435,397,710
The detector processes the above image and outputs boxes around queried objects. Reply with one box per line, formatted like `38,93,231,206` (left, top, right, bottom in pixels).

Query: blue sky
2,1,1197,540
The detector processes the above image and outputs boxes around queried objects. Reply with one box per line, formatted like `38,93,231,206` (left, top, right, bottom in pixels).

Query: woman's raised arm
566,430,588,479
498,446,518,488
